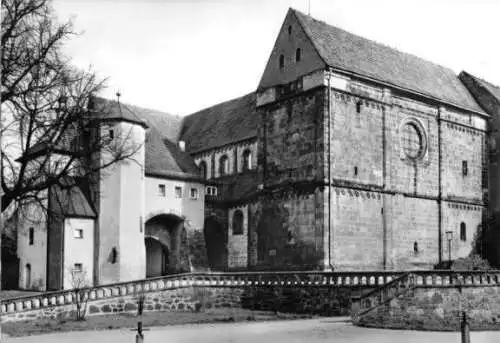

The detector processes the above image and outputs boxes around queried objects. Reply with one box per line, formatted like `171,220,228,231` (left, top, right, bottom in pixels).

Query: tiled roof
208,170,260,203
145,126,201,180
461,72,500,102
180,92,258,154
50,183,96,218
91,97,198,180
291,9,485,114
90,97,149,128
118,102,184,142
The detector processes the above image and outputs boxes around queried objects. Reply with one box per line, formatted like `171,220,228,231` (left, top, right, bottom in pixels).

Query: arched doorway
203,216,227,270
24,263,31,289
145,237,169,277
145,214,185,277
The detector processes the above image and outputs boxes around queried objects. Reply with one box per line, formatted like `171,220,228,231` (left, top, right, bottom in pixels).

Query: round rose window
402,122,424,159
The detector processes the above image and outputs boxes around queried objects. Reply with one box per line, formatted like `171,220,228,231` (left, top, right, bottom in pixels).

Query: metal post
136,322,144,343
448,239,452,264
461,311,470,343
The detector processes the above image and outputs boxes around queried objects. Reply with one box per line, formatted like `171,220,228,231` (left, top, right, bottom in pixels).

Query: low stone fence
1,271,400,322
353,271,500,331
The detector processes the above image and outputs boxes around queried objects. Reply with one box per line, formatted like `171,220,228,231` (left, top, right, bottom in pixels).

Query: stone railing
352,270,500,321
351,272,414,319
1,270,402,315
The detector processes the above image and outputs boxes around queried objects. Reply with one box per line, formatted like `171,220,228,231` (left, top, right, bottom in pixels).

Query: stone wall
248,190,324,270
2,284,357,323
356,285,500,331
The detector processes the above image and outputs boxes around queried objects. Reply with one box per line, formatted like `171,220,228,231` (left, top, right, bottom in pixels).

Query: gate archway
203,216,227,271
145,214,183,277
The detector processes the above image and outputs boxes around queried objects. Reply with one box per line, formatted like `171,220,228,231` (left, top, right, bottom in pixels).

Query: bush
451,254,491,271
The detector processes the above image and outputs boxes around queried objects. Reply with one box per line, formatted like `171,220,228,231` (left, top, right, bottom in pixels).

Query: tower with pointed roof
93,94,149,284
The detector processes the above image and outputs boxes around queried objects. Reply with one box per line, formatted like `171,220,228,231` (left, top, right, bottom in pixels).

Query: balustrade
4,270,500,315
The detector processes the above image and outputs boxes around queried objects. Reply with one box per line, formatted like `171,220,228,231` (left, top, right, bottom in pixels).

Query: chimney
178,140,186,152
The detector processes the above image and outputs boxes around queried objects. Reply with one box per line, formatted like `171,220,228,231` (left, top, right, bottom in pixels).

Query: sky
53,0,500,116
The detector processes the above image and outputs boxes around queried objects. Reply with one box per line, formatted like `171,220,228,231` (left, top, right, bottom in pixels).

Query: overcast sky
53,0,500,116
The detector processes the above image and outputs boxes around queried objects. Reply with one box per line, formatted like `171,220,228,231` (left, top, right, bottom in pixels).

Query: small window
28,227,34,245
73,263,83,272
413,241,419,254
462,161,468,176
206,186,218,196
158,184,166,197
199,161,207,179
242,150,252,171
232,210,244,235
279,54,285,69
354,166,358,176
175,186,183,198
295,48,301,62
109,129,114,140
190,188,199,200
111,247,118,264
460,222,466,241
74,229,83,239
219,155,229,176
288,25,292,34
356,101,362,113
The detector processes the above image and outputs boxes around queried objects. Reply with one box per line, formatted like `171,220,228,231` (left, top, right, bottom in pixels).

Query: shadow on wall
255,203,322,270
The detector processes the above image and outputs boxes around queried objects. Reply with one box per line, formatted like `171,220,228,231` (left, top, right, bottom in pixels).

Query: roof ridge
185,91,255,118
290,8,457,75
462,70,500,92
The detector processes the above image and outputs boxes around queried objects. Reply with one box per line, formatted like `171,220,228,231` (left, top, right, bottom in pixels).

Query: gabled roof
460,71,500,102
116,102,184,142
180,92,258,154
288,9,485,114
145,126,201,180
91,97,199,180
50,181,96,218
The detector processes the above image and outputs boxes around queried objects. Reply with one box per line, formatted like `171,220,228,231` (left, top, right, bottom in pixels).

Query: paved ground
5,318,500,343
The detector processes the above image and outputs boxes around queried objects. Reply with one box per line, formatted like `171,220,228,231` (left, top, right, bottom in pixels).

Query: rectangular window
28,227,34,245
206,186,218,196
462,160,468,176
190,188,199,200
109,129,114,140
73,263,83,272
175,186,183,198
158,184,166,197
74,229,84,239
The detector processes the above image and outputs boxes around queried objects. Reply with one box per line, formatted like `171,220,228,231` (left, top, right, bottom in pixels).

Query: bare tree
67,266,90,321
0,0,142,286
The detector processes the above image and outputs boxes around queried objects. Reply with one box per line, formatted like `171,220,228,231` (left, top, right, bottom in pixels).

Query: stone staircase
350,272,416,323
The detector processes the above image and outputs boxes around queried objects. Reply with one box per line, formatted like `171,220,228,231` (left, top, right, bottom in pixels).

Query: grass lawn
3,308,316,337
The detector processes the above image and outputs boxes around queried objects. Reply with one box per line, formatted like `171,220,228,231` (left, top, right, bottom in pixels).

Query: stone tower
95,97,148,284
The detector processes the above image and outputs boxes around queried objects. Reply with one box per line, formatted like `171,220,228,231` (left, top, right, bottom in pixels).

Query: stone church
9,8,494,291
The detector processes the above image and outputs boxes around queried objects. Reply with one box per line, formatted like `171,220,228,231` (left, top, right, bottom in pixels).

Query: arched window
460,222,467,241
295,48,301,62
413,241,419,255
28,227,34,245
232,210,244,235
242,150,252,171
279,54,285,69
199,161,207,179
219,155,229,176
